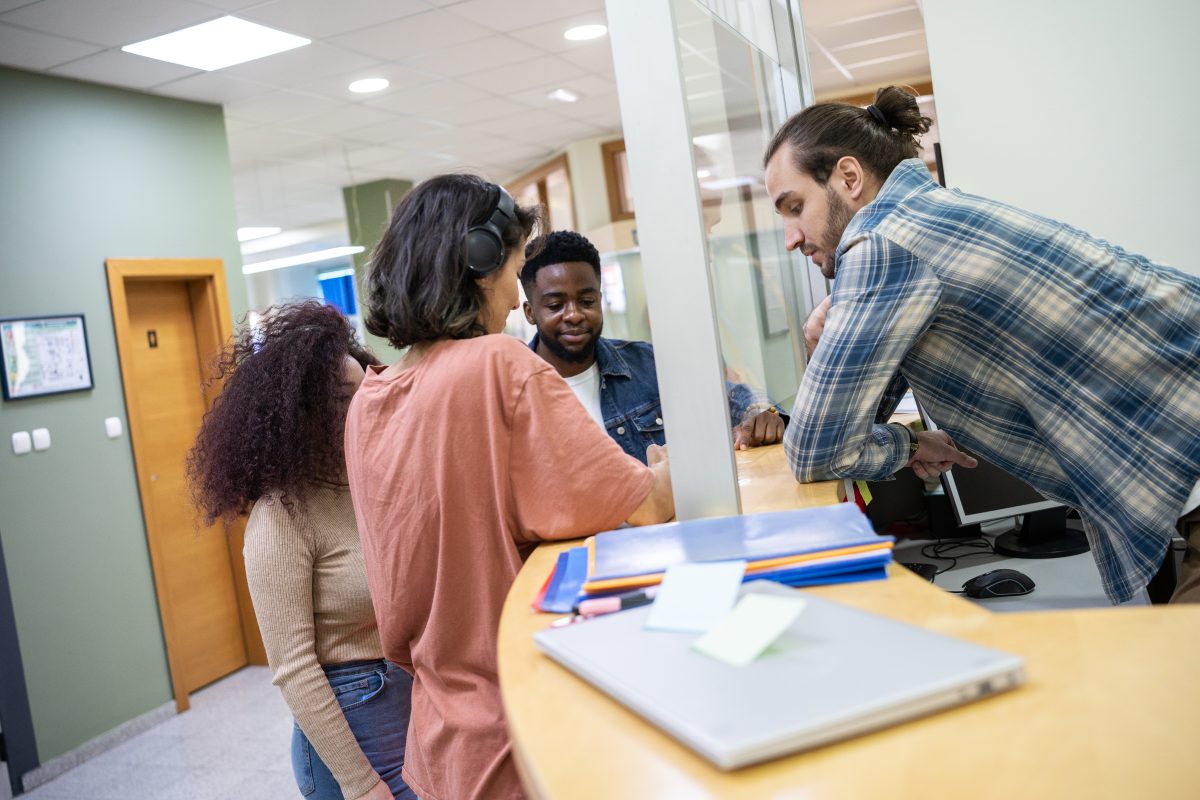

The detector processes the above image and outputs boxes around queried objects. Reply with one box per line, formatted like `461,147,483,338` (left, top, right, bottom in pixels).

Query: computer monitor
918,405,1089,559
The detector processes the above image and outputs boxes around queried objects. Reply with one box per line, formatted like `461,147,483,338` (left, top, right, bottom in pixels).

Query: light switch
11,431,32,455
105,417,123,438
32,428,51,451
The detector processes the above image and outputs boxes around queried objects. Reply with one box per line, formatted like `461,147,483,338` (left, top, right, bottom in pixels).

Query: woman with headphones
344,174,675,800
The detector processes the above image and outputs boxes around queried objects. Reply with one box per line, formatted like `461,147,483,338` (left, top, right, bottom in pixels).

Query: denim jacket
528,335,774,464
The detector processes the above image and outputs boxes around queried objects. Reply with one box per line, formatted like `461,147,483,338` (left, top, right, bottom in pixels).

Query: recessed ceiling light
122,16,310,71
237,226,281,242
547,88,581,104
242,246,365,275
349,78,389,94
564,24,607,41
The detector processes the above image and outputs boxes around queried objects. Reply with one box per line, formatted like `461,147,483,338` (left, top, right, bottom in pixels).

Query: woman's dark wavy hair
186,300,378,525
763,85,932,184
364,173,542,349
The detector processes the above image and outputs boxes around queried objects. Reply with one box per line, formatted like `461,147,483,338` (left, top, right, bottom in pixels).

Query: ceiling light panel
564,24,607,41
122,16,311,71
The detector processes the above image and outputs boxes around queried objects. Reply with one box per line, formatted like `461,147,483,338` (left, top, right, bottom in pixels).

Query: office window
601,139,636,222
507,154,575,232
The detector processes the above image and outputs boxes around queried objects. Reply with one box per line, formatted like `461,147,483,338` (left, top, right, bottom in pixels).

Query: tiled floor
21,667,297,800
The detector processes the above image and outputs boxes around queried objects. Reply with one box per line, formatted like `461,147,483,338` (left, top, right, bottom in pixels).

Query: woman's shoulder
445,334,549,376
246,492,312,543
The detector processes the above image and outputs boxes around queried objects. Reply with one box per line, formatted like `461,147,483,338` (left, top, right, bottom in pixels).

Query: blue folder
588,503,886,582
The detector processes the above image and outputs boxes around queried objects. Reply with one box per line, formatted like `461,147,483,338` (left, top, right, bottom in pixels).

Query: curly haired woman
188,300,412,800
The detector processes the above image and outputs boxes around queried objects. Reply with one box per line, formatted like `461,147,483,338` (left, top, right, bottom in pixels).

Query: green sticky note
692,593,806,667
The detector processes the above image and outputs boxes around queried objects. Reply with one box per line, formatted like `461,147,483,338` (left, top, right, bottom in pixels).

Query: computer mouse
961,568,1035,598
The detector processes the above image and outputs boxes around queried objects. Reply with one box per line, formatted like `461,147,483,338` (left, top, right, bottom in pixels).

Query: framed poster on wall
1,314,94,400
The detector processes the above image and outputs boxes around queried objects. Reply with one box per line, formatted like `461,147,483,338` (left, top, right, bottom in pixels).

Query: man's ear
833,156,869,202
522,298,535,326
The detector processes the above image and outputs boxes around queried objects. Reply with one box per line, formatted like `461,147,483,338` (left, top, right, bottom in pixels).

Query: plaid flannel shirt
784,159,1200,603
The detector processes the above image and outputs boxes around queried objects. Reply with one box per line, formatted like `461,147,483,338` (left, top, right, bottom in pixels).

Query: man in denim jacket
522,231,785,464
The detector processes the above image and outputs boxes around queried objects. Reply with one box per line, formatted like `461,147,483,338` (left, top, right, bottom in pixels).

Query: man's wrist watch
900,424,919,456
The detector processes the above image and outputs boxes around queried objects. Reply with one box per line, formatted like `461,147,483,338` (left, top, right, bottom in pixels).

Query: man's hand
908,429,978,481
734,410,786,450
646,443,668,466
804,295,832,357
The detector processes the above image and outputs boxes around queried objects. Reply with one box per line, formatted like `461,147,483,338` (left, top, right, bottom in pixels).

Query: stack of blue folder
537,503,894,614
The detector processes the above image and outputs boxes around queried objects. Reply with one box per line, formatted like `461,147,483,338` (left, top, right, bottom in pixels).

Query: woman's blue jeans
290,659,416,799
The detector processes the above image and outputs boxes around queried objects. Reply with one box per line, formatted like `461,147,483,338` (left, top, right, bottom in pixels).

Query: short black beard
539,312,603,366
820,185,856,279
541,331,597,365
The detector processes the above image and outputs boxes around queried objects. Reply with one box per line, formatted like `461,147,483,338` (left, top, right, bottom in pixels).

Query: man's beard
819,185,856,280
541,320,602,364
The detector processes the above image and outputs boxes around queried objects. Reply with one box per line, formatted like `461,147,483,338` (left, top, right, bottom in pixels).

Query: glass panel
673,0,810,420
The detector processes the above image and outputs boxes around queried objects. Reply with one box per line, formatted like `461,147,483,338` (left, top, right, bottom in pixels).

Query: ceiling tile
236,0,428,38
413,34,544,79
151,70,277,103
287,103,399,137
501,117,608,146
557,42,615,74
340,144,414,168
296,64,440,103
193,0,273,10
0,22,103,69
446,0,605,33
330,9,493,60
1,0,220,48
459,54,584,95
507,13,609,54
430,96,534,126
482,108,570,135
349,115,454,145
545,91,620,121
506,73,616,108
221,42,379,85
228,126,325,165
225,88,345,124
363,80,491,115
50,48,200,89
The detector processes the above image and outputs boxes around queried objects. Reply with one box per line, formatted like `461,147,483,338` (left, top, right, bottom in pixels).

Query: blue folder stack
537,503,893,613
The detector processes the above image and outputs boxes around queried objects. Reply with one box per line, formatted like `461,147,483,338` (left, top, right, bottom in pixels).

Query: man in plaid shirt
763,87,1200,604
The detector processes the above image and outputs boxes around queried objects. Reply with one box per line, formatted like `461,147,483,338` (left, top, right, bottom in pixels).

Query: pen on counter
574,585,659,618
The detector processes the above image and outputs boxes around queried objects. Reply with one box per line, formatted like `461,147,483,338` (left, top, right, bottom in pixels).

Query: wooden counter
498,445,1200,799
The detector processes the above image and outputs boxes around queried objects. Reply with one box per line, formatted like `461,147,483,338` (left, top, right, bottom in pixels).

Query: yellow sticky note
692,593,806,667
855,480,873,505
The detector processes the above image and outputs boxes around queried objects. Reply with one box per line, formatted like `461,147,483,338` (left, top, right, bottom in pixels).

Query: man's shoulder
599,337,654,357
597,337,656,372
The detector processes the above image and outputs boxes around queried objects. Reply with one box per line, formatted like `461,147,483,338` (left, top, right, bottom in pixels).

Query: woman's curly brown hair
186,299,378,525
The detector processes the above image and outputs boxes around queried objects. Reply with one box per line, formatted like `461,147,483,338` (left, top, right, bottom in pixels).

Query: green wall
0,67,247,761
343,178,410,363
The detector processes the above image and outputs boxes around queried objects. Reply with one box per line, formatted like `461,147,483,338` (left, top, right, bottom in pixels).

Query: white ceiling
0,0,931,234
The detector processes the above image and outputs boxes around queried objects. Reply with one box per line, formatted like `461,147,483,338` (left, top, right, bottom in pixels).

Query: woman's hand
352,779,396,800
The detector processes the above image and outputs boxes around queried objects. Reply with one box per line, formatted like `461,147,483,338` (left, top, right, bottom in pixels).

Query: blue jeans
290,659,416,799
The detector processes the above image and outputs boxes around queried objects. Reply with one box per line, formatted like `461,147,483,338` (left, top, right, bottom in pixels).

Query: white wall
922,0,1199,274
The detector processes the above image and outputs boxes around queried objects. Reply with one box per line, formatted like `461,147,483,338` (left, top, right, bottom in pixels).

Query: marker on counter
575,586,659,617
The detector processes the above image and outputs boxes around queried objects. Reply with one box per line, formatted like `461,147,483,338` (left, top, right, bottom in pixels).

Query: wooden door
124,280,247,693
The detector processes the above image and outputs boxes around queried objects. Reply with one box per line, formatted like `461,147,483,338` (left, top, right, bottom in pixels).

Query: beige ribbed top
244,482,384,800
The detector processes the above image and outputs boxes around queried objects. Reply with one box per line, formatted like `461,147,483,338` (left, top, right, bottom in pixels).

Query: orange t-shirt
344,335,654,800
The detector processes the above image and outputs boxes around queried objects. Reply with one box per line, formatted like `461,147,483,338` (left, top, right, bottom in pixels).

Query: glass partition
676,0,815,412
608,0,815,516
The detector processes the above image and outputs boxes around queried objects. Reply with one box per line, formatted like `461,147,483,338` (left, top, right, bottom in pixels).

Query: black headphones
466,184,517,276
